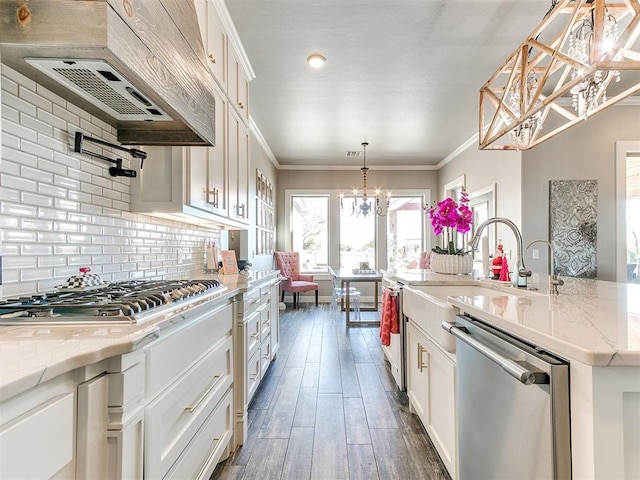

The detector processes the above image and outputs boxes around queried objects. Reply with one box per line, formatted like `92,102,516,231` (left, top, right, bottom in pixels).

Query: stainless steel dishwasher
443,314,572,480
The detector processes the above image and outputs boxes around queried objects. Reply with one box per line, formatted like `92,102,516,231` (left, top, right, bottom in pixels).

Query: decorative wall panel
549,180,598,278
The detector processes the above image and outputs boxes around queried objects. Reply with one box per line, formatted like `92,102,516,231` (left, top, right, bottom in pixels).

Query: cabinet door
204,0,227,88
228,108,249,223
77,375,109,479
269,282,280,359
406,320,430,423
0,392,75,479
208,89,228,216
427,338,457,478
188,146,210,211
227,47,250,123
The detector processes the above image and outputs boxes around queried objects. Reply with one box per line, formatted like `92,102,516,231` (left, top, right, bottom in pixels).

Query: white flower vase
430,253,473,275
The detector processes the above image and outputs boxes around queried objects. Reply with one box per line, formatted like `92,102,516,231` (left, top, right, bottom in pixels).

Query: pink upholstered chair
274,251,319,309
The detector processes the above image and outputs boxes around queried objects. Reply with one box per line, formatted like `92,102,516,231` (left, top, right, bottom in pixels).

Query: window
291,195,329,270
339,202,376,270
386,196,425,270
284,189,430,272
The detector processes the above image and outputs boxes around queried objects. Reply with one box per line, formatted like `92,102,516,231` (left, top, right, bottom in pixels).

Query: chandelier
480,0,640,151
340,142,390,217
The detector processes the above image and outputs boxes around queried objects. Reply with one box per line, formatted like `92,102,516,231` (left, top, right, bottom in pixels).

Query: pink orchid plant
425,190,473,255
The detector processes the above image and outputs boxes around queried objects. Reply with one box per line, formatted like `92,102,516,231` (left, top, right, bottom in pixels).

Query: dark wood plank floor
211,304,451,480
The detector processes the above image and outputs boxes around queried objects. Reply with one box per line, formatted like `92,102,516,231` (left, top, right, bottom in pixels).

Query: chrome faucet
468,217,532,288
526,239,564,295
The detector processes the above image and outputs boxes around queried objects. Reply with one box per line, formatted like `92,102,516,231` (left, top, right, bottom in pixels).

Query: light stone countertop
0,270,279,402
383,268,640,367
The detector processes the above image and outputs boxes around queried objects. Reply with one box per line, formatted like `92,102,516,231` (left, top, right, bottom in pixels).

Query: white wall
522,105,640,281
0,65,221,297
438,143,523,264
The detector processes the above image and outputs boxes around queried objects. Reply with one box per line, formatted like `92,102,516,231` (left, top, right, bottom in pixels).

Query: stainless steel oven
381,278,406,391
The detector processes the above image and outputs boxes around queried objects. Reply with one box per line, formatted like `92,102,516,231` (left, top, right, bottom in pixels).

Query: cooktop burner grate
0,279,224,323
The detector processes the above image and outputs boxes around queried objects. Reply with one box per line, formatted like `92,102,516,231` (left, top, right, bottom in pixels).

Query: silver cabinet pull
417,342,428,372
442,322,548,385
185,375,222,413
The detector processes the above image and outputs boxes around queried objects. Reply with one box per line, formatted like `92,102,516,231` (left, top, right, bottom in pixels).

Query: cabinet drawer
0,392,74,479
164,389,233,480
146,302,232,399
246,309,261,360
260,305,271,340
260,335,271,380
246,350,261,404
145,336,233,480
242,287,262,316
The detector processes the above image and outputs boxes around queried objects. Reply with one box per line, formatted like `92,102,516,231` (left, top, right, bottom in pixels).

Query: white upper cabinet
228,46,250,124
195,0,227,89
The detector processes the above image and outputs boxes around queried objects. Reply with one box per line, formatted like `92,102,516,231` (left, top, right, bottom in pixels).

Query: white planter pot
430,253,473,275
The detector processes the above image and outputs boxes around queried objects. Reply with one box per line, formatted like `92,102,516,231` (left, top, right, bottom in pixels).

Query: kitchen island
0,270,279,479
383,268,640,479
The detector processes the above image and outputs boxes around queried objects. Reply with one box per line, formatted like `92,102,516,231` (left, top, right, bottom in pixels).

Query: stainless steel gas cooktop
0,279,226,325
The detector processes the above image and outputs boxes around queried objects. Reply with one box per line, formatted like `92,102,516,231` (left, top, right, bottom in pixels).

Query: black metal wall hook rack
73,132,147,178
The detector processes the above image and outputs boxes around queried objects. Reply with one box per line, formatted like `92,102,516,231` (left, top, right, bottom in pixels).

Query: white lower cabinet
233,278,280,447
0,389,75,479
406,318,457,479
143,301,234,480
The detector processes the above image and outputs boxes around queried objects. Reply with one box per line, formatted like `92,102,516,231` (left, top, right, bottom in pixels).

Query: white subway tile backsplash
3,145,38,166
37,109,66,130
37,207,68,220
2,66,221,296
38,183,68,199
2,230,38,243
37,132,68,153
22,218,54,231
52,103,79,125
92,195,112,208
54,151,82,170
67,256,93,266
1,73,18,95
22,164,54,183
21,268,55,282
20,86,53,112
53,245,80,255
3,255,37,269
36,84,66,108
1,131,21,150
1,120,38,142
1,201,38,217
21,113,54,136
38,256,66,268
54,175,81,191
80,203,103,215
3,90,37,116
21,191,54,208
37,232,67,243
22,244,54,256
25,141,55,161
66,102,91,122
79,118,103,137
2,173,37,193
1,104,20,123
54,198,80,211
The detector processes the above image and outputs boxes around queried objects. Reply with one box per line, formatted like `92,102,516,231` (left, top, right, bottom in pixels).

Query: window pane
386,196,424,270
291,196,328,270
340,201,376,270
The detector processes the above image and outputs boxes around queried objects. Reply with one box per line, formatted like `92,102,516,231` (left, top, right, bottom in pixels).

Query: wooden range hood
0,0,216,146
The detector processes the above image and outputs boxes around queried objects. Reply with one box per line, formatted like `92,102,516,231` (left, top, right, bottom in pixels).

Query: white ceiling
224,0,554,168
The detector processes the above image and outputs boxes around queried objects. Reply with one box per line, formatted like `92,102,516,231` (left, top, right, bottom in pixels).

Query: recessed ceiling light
307,54,326,68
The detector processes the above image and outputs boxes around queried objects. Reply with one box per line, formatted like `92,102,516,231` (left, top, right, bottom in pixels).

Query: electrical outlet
177,248,183,265
532,248,540,260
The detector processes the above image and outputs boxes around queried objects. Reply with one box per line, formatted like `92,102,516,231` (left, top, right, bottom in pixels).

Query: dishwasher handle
442,322,549,386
